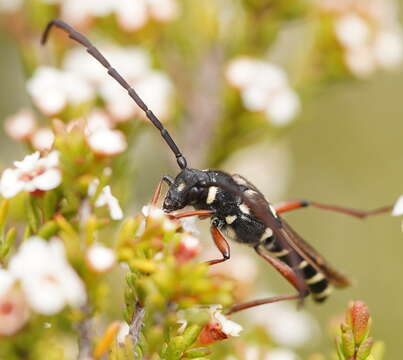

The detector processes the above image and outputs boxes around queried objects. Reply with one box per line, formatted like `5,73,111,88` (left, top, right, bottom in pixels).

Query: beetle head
163,168,208,212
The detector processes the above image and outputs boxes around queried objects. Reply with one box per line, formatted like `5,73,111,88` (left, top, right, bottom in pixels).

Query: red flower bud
198,321,228,345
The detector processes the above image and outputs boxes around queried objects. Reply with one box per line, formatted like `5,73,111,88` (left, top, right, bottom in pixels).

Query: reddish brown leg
206,226,231,266
274,200,392,219
151,179,164,206
226,245,309,315
151,175,174,206
170,210,215,219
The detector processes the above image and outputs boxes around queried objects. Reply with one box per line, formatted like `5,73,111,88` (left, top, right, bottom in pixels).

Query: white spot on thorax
177,181,186,192
225,215,237,224
239,203,250,215
206,186,218,204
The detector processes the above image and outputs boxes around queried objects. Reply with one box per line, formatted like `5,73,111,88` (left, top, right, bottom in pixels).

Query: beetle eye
187,187,201,202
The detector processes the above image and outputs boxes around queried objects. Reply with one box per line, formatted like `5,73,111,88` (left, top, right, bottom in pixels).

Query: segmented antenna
41,19,188,170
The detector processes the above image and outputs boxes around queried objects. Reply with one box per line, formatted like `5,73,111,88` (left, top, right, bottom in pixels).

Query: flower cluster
0,151,61,199
45,0,179,31
0,0,179,30
0,237,86,335
4,109,55,151
320,0,403,78
26,45,174,123
226,57,300,126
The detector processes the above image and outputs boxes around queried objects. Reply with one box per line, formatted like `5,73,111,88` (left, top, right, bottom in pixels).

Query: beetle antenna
41,19,188,170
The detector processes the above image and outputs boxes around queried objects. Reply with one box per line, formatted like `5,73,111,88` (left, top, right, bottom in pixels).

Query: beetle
42,19,391,314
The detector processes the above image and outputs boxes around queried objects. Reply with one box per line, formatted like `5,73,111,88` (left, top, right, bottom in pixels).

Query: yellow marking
269,249,289,257
245,189,257,196
206,186,218,204
260,227,274,242
313,285,333,299
298,260,308,269
306,272,325,284
225,215,237,224
239,203,250,215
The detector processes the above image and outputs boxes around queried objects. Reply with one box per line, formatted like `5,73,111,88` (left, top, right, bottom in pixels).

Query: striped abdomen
262,235,332,302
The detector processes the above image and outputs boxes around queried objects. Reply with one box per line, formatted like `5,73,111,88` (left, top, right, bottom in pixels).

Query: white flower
392,195,403,216
207,252,257,283
89,179,124,220
117,321,130,344
0,0,22,13
148,0,179,22
0,151,61,198
134,72,173,120
250,299,318,348
31,128,55,151
179,216,200,235
344,46,377,78
65,45,173,122
325,1,403,77
227,58,300,126
210,306,243,337
84,110,126,156
264,88,300,126
0,283,30,336
373,30,403,69
9,237,87,315
263,348,300,360
43,0,178,30
4,109,37,141
0,269,16,297
87,128,127,156
86,243,116,273
27,66,94,116
335,13,370,49
85,110,113,134
114,0,148,31
142,204,165,220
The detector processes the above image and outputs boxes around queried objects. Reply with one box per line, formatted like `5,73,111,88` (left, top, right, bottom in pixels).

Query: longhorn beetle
42,19,391,314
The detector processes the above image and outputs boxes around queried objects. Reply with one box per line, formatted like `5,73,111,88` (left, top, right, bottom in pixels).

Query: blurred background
0,0,402,358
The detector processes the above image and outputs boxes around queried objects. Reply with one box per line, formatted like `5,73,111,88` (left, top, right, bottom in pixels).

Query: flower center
19,167,46,182
0,302,14,315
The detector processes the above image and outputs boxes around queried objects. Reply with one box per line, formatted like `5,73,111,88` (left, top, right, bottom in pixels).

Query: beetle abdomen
262,235,332,302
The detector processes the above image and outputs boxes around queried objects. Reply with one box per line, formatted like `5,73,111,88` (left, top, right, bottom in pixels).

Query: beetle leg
170,210,215,219
274,200,392,219
151,179,164,206
225,245,309,315
205,225,231,266
150,175,176,206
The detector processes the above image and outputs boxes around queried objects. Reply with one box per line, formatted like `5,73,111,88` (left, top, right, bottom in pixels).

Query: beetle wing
279,220,351,288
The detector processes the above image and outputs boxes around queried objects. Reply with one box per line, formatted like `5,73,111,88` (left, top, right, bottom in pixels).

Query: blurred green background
1,5,403,358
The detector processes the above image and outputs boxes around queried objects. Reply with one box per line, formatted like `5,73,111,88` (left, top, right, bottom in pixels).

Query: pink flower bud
174,235,200,263
346,300,371,345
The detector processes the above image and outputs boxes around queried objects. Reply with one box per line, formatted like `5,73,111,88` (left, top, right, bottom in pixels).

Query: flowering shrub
0,0,396,358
